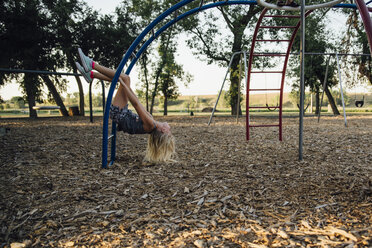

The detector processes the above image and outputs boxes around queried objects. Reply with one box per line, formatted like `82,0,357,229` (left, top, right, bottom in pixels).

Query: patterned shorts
109,105,146,134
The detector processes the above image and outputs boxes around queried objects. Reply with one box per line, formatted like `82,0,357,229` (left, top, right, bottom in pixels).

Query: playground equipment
32,105,61,115
355,95,365,107
263,61,280,112
316,51,371,124
246,6,314,141
101,0,372,168
318,52,348,127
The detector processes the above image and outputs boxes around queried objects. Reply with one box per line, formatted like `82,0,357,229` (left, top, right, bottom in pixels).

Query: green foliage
10,96,25,109
289,90,312,107
341,8,372,87
0,0,139,116
65,92,105,108
217,90,230,109
128,0,194,114
330,89,350,106
65,93,79,106
287,10,338,92
158,35,192,102
183,96,199,111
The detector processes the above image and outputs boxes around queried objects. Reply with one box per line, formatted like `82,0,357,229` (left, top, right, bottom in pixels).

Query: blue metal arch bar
101,0,360,168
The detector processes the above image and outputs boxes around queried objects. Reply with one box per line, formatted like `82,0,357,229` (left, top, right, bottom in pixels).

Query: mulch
0,114,371,247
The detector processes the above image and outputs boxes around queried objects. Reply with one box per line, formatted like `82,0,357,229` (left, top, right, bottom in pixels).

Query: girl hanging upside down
76,48,175,163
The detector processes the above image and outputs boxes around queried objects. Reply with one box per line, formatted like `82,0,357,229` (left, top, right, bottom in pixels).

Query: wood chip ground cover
0,115,371,247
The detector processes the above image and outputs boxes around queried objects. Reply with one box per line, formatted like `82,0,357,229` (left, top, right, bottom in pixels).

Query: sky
1,0,368,101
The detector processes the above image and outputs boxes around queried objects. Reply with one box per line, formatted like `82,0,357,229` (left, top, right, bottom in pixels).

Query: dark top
109,105,147,134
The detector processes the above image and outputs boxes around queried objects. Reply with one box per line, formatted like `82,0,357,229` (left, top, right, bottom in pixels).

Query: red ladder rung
249,124,280,128
249,106,281,109
249,88,281,91
250,71,283,73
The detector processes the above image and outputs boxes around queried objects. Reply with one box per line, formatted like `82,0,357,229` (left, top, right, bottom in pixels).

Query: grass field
1,93,371,118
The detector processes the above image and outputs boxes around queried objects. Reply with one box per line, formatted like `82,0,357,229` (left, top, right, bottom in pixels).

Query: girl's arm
118,78,155,131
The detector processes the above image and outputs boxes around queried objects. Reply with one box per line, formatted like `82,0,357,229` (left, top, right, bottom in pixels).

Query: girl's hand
157,122,171,135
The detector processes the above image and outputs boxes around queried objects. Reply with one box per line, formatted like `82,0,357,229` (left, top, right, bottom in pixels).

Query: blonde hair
144,129,176,163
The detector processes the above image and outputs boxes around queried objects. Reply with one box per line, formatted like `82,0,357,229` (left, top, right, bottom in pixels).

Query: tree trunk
41,75,69,117
68,56,85,116
324,86,340,115
229,56,242,116
24,74,38,118
73,72,85,116
141,53,150,112
315,90,320,115
146,82,149,112
150,80,159,115
164,94,168,116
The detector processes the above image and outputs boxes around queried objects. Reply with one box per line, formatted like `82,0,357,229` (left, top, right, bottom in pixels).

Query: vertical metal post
243,51,248,128
89,81,93,123
109,122,117,166
101,80,106,112
336,52,347,127
299,0,306,161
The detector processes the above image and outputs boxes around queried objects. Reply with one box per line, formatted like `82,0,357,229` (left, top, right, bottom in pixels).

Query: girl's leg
91,71,111,82
93,63,130,89
94,63,122,80
111,75,131,109
91,70,131,109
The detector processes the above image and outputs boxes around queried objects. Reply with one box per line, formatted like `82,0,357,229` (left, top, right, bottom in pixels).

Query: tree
10,96,25,109
121,0,157,112
47,0,94,116
158,37,192,115
49,1,130,116
129,0,181,114
0,0,77,117
341,8,372,87
184,3,262,115
0,0,139,117
138,51,152,111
